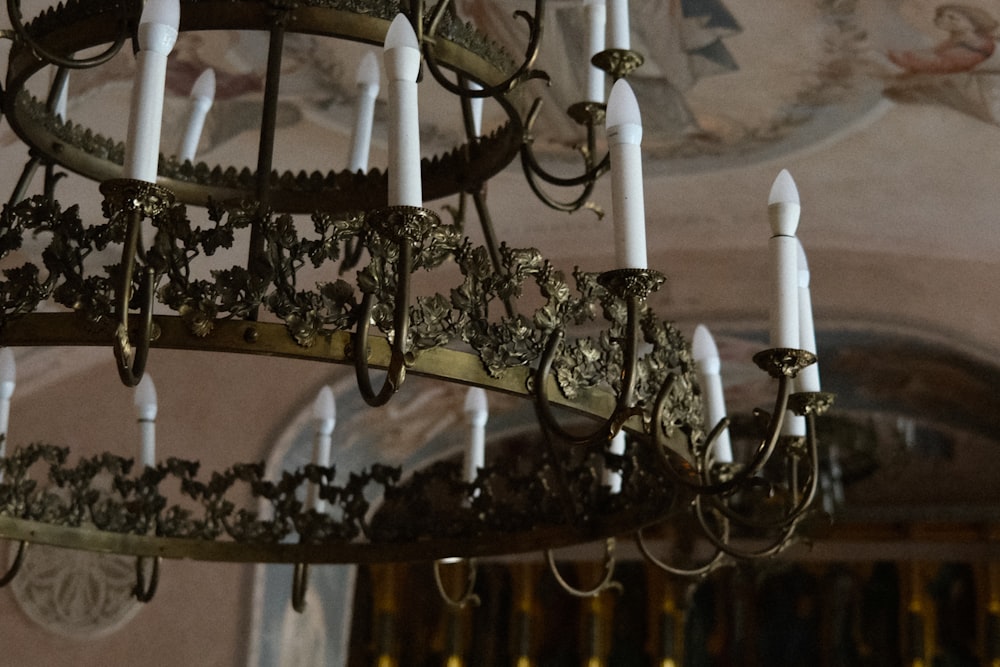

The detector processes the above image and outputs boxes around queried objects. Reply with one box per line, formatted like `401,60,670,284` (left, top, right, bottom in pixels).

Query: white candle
133,374,158,469
383,14,422,207
796,239,821,393
467,80,483,137
604,430,626,493
463,387,488,485
584,0,606,102
177,68,215,163
605,79,646,269
348,51,380,173
767,169,801,349
692,325,733,464
49,66,69,121
607,0,630,50
0,348,16,477
310,385,336,513
122,0,180,183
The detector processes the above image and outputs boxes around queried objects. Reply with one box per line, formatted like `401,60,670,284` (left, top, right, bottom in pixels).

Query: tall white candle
606,79,646,269
133,374,158,469
310,385,336,513
767,169,801,349
584,0,606,102
383,14,422,207
607,0,630,50
604,430,626,493
692,325,733,464
796,239,821,393
122,0,181,183
0,348,16,477
177,68,215,163
348,51,380,173
463,387,488,485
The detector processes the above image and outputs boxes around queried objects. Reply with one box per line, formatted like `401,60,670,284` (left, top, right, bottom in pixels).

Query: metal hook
433,558,480,609
353,208,422,407
114,262,155,388
291,562,309,613
546,538,622,598
0,540,27,587
6,0,129,69
133,555,160,602
635,525,726,578
533,292,642,447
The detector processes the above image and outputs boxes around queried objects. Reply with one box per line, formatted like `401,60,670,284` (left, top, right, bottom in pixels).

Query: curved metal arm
635,524,727,578
521,98,610,187
533,295,640,447
291,562,309,612
6,0,130,69
692,494,806,560
133,555,160,603
546,538,622,598
433,558,480,609
422,0,548,98
114,206,155,387
651,370,794,496
353,242,412,407
0,540,27,587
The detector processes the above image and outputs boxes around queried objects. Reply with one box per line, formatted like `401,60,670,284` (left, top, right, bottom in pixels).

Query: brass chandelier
0,0,835,609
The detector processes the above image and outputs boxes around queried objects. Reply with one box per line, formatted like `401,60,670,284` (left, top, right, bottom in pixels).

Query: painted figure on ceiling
888,4,997,73
883,3,1000,125
456,0,741,145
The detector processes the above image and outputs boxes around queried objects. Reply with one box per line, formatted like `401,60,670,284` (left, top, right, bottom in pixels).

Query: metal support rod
246,16,287,320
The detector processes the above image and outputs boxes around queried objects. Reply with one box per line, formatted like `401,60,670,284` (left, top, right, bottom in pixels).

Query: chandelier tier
0,0,834,607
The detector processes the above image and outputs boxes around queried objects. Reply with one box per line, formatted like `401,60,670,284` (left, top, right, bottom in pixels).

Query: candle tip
357,51,381,88
606,79,641,130
312,385,336,422
134,374,158,420
139,0,180,30
385,14,419,51
191,68,216,101
768,169,799,206
691,324,719,363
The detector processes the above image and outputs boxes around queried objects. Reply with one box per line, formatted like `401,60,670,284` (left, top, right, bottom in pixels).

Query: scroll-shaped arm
0,540,26,587
353,237,412,407
520,99,610,214
546,538,622,598
434,558,480,609
533,270,663,447
635,523,727,578
113,208,155,388
291,562,309,612
133,555,160,602
422,0,549,98
651,349,817,496
6,0,129,69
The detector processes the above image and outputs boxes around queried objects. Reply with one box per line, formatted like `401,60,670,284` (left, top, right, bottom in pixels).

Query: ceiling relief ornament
9,541,142,639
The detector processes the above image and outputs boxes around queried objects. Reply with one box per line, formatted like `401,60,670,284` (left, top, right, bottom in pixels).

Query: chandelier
0,0,835,610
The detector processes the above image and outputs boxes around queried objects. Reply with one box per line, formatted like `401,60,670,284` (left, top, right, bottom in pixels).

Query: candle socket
100,178,176,219
567,101,607,127
366,205,442,244
751,348,816,380
778,434,808,458
788,391,836,417
591,49,644,80
597,268,665,300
